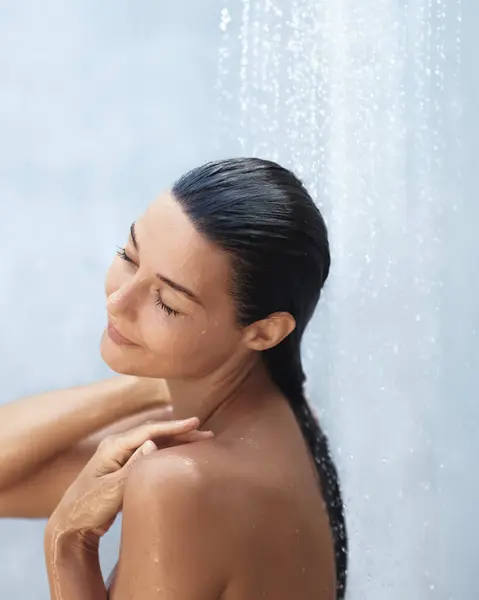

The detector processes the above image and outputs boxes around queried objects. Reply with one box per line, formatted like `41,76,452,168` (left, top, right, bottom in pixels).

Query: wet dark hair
172,157,347,599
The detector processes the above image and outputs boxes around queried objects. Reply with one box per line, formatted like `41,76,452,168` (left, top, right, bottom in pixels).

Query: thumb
139,440,158,456
116,440,158,481
140,440,158,456
125,439,158,472
100,440,157,516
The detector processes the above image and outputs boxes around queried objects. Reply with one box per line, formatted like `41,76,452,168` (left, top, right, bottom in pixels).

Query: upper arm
110,453,229,600
0,406,172,519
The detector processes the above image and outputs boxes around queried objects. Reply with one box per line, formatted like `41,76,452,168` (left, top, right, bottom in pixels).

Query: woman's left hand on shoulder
45,416,213,546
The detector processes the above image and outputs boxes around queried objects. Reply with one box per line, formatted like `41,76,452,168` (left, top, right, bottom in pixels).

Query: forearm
0,376,162,491
45,526,106,600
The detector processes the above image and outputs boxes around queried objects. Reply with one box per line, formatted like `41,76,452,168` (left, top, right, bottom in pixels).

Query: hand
47,417,212,544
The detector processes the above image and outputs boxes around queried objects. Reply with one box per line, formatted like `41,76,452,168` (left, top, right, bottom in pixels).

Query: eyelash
115,247,180,317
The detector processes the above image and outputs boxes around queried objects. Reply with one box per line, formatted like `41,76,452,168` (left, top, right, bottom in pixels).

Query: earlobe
243,312,296,352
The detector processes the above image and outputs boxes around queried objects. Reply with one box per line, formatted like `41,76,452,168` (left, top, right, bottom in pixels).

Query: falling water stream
216,2,464,599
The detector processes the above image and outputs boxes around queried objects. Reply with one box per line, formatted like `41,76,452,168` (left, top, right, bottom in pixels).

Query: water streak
215,2,462,598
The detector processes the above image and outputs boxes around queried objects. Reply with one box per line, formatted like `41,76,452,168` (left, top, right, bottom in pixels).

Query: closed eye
116,247,180,317
154,293,180,317
116,246,135,264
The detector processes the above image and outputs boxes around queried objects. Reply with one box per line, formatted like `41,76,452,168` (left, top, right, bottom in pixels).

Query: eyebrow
130,222,139,251
129,222,202,306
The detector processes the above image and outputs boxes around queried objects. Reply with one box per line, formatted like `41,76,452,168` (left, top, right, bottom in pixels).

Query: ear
242,312,296,352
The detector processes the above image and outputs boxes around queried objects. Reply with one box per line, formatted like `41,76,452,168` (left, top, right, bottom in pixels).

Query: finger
142,416,200,435
168,430,214,444
94,440,158,519
111,417,200,453
94,418,200,474
137,439,158,458
156,430,214,450
120,440,158,475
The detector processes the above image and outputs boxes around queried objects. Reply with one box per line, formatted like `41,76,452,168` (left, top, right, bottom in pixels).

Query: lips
107,321,138,346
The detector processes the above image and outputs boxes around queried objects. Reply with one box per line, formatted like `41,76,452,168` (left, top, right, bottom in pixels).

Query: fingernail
177,417,199,425
141,440,157,455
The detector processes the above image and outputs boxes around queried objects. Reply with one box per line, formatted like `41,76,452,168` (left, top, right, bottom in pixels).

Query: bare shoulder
117,441,247,596
124,440,250,511
126,440,226,492
118,439,335,599
124,438,299,536
112,443,237,599
123,441,245,529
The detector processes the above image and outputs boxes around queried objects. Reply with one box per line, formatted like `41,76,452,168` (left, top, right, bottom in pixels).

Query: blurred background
0,1,477,599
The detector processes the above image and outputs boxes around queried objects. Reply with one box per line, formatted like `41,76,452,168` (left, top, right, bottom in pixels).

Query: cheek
142,311,206,359
141,315,240,378
182,318,241,371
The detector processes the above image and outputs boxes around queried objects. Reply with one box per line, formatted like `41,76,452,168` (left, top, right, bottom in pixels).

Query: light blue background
0,2,477,599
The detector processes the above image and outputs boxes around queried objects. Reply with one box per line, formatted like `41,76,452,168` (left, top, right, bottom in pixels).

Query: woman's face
100,191,245,379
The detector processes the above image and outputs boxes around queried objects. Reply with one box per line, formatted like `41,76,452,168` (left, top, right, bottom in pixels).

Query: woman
3,157,347,599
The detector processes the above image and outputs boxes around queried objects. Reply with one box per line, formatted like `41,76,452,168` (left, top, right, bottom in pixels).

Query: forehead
137,191,232,302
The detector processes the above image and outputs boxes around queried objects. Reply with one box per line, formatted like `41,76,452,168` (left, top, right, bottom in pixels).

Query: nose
107,275,149,318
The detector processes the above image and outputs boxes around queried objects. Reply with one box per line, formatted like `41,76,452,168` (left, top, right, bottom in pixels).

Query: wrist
45,517,100,562
44,519,105,600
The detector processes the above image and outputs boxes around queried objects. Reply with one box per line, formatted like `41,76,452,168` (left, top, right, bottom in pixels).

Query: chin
100,330,139,376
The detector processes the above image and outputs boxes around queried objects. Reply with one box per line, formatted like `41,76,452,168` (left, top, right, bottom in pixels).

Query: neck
166,354,275,433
